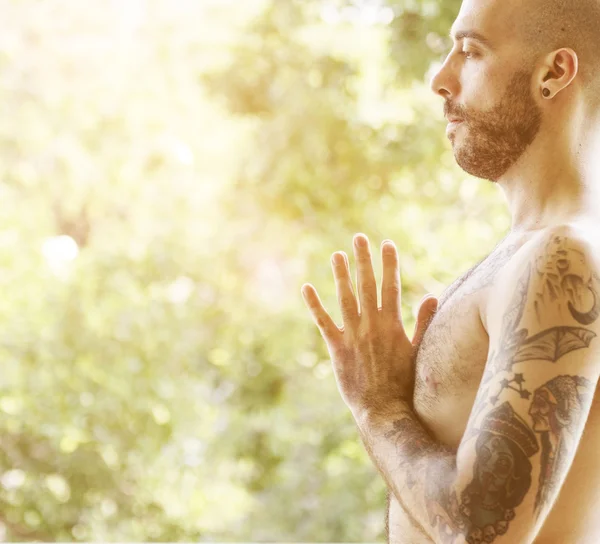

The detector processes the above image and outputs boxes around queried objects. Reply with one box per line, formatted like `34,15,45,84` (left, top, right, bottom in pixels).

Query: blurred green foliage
0,0,509,541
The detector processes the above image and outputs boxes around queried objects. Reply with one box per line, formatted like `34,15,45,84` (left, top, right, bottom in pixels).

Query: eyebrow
449,29,493,48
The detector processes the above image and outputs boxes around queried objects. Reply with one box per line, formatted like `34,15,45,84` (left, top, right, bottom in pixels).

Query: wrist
356,396,413,428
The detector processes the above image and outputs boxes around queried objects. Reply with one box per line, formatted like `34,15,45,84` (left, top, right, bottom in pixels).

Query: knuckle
362,289,377,304
340,296,355,311
360,280,376,294
386,283,401,296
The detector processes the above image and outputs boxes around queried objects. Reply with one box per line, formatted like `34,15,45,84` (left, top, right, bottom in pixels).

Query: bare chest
413,241,522,448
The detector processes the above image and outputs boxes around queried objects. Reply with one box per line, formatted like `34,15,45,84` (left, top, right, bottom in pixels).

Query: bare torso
388,227,600,544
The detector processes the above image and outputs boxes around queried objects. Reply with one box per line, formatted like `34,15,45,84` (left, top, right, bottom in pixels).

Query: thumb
411,295,438,347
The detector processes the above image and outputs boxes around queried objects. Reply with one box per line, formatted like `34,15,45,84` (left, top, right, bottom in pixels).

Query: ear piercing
542,88,551,98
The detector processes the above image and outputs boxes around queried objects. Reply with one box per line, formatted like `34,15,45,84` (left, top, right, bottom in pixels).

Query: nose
429,55,458,100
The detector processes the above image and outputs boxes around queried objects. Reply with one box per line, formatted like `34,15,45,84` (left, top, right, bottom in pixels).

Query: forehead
487,436,512,454
452,0,520,43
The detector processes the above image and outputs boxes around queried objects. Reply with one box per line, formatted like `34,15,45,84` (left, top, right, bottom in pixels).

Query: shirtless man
301,0,600,541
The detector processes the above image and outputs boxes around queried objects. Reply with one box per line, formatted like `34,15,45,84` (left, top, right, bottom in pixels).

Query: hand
301,233,438,419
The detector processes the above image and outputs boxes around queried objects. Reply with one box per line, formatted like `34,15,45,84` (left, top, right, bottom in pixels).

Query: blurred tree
0,0,509,541
203,0,509,540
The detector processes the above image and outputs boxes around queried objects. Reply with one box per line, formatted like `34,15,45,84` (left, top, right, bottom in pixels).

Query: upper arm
454,228,600,544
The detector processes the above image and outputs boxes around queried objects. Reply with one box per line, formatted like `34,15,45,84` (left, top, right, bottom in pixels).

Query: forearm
388,489,436,544
357,400,467,544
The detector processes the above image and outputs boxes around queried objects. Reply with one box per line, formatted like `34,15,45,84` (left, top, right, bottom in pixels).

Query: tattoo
466,236,599,434
384,417,461,544
384,417,452,490
457,235,599,542
529,375,593,515
461,402,539,544
534,235,600,325
491,372,530,403
424,474,465,543
487,266,597,382
384,416,463,541
388,235,598,544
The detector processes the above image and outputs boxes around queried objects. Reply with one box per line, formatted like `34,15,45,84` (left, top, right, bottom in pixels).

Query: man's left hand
301,233,438,419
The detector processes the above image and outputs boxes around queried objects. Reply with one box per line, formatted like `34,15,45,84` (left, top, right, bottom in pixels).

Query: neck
498,104,600,234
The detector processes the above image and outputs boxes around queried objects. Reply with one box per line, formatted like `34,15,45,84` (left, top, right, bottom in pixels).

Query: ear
540,47,579,98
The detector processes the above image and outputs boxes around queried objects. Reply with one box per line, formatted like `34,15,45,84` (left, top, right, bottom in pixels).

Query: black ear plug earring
542,88,551,97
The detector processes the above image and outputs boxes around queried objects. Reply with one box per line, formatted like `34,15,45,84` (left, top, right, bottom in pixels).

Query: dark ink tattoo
396,235,598,544
424,476,465,543
384,416,465,541
467,237,599,432
461,402,539,544
529,375,593,516
534,235,600,326
486,266,597,383
491,373,530,404
384,417,451,489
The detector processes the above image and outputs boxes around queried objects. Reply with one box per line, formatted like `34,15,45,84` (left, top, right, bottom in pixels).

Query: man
301,0,600,541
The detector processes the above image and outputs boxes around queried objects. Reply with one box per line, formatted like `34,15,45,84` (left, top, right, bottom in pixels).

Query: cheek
479,447,492,466
494,457,513,478
461,67,498,106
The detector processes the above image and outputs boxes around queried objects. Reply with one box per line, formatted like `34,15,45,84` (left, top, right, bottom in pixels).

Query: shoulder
523,225,600,304
500,224,600,290
485,225,600,334
527,224,600,269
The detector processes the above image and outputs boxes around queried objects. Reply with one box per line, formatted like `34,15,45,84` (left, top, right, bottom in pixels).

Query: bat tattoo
470,236,599,429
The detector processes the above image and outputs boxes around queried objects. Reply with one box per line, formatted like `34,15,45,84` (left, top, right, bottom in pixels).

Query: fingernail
354,235,367,247
381,239,395,251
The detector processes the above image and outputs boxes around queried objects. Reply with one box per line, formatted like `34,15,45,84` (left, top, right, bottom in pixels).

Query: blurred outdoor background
0,0,511,541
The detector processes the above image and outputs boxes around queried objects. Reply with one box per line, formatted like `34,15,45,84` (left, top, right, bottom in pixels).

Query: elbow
429,467,473,544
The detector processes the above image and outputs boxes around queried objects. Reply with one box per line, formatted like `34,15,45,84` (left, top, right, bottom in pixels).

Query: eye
461,49,476,59
494,455,513,476
480,446,491,464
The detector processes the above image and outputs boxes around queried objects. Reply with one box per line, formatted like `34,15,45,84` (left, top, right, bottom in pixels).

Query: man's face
476,435,515,497
430,0,544,182
529,388,553,432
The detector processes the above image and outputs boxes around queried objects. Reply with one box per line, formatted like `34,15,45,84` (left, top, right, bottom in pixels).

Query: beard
450,68,544,183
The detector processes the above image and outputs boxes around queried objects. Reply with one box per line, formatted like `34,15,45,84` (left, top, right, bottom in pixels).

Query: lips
446,118,463,136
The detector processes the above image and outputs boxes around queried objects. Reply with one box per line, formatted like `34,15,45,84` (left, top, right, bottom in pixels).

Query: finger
381,240,402,322
301,283,343,345
411,295,439,346
331,251,360,330
353,233,378,320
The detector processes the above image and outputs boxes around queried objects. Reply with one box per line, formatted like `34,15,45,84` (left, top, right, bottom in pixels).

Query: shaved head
431,0,600,225
516,0,600,108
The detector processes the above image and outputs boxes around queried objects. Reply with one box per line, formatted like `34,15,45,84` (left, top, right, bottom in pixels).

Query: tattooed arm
357,227,600,544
